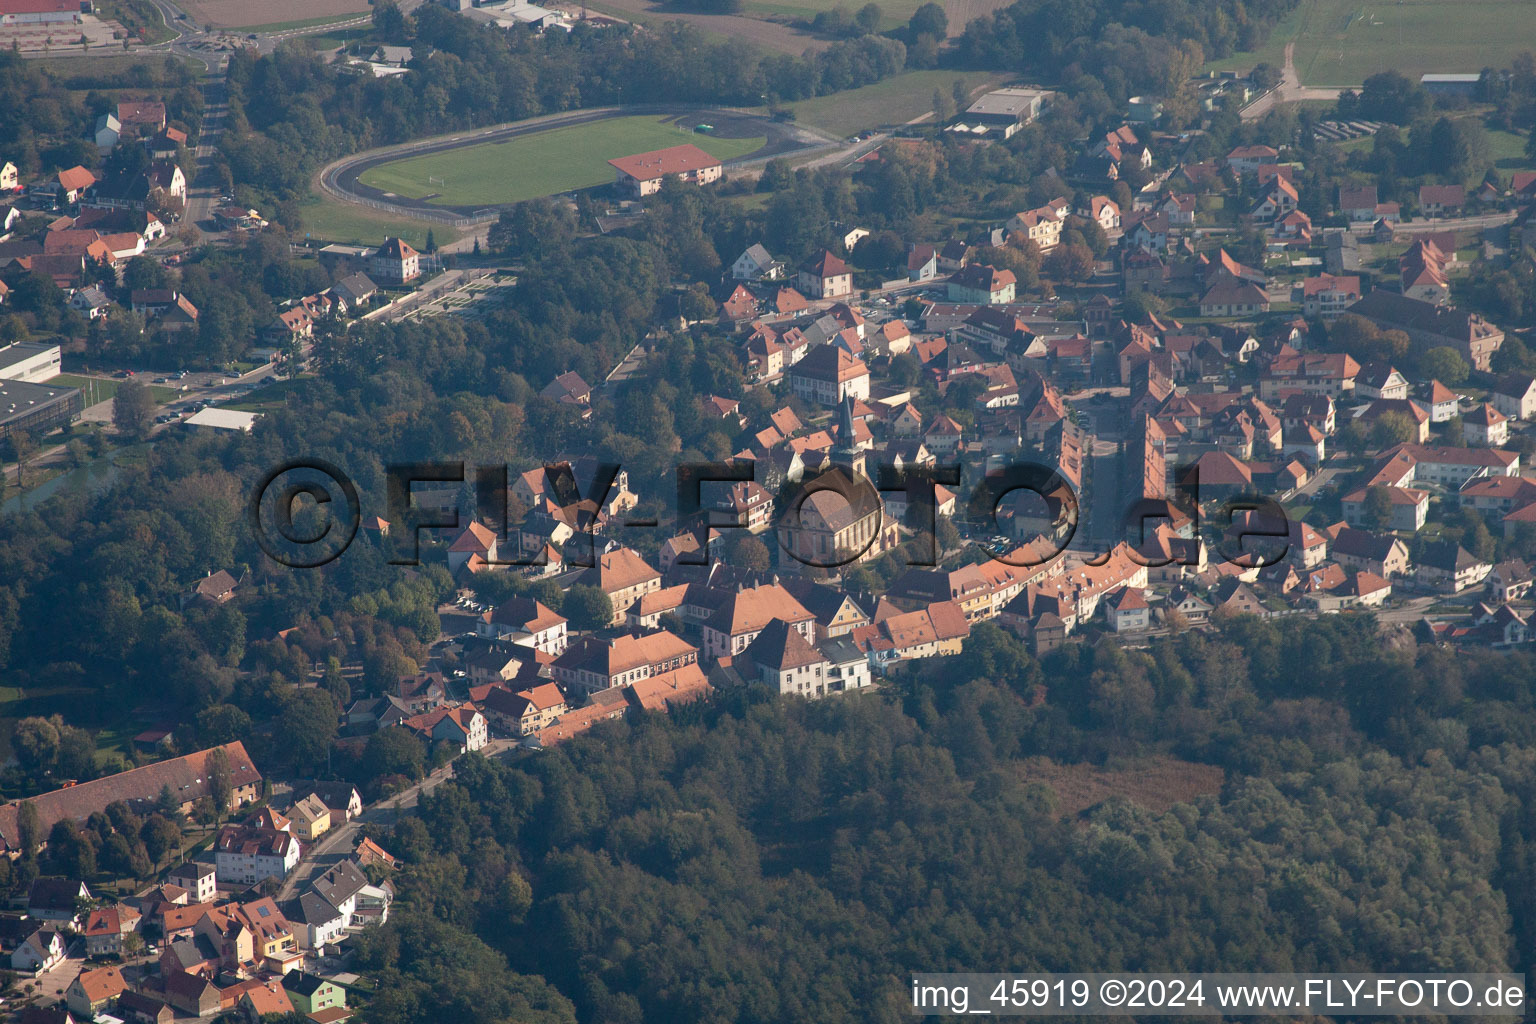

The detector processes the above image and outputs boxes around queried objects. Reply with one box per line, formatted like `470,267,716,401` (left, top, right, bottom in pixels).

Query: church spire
831,394,865,479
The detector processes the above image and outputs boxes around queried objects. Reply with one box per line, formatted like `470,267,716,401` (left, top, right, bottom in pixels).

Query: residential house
700,584,817,661
162,969,221,1017
740,618,833,697
1106,587,1151,632
1459,475,1536,516
789,344,870,406
446,521,499,575
287,793,331,841
477,597,568,654
239,980,295,1022
946,263,1016,305
1492,373,1536,421
1419,183,1465,216
731,243,781,281
279,892,346,952
1425,380,1460,423
83,904,141,956
1339,185,1381,221
1199,278,1270,317
68,285,112,319
1329,527,1411,578
400,705,487,753
168,862,217,904
67,966,126,1019
480,682,567,736
332,272,378,309
1488,559,1533,603
1299,274,1360,317
1159,191,1198,225
1398,443,1519,486
370,237,420,286
853,600,970,668
797,250,852,299
94,112,122,151
28,877,90,926
1463,403,1509,447
1006,207,1063,251
116,100,166,134
1080,195,1121,231
56,166,96,204
1358,398,1430,442
1249,177,1297,220
284,972,347,1017
12,928,65,972
575,546,662,622
1342,485,1429,532
1226,145,1279,174
213,825,300,886
906,244,937,281
1416,541,1491,592
1355,362,1409,400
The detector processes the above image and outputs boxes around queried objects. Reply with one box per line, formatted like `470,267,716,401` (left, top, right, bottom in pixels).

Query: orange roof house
609,144,723,196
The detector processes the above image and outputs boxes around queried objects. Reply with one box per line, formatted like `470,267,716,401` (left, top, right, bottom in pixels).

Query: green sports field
358,116,766,207
1208,0,1536,86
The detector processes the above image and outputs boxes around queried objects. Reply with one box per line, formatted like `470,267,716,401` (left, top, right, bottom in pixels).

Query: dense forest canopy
355,616,1536,1023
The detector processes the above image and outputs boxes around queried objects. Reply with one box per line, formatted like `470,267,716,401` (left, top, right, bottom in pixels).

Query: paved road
1376,594,1438,624
1241,42,1347,121
1292,463,1341,499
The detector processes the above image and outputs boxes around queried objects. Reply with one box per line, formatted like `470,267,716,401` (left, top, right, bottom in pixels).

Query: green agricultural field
358,116,766,207
779,69,1006,137
1208,0,1536,86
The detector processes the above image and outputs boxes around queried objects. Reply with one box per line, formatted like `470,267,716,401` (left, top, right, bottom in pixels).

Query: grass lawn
49,374,178,405
49,373,120,405
776,70,1007,137
359,116,765,207
306,25,371,48
1486,126,1530,170
297,197,460,250
1206,0,1536,86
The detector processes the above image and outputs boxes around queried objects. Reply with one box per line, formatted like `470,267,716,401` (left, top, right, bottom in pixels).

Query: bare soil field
1018,755,1225,818
181,0,368,28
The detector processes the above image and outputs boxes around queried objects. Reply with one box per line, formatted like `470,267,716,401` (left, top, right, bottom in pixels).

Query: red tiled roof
608,144,721,181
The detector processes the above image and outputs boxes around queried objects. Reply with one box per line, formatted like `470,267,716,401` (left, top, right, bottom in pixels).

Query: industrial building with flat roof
0,342,62,384
0,377,82,441
961,87,1052,138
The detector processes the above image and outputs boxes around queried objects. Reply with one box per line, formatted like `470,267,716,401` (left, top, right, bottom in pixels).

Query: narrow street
275,738,517,901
